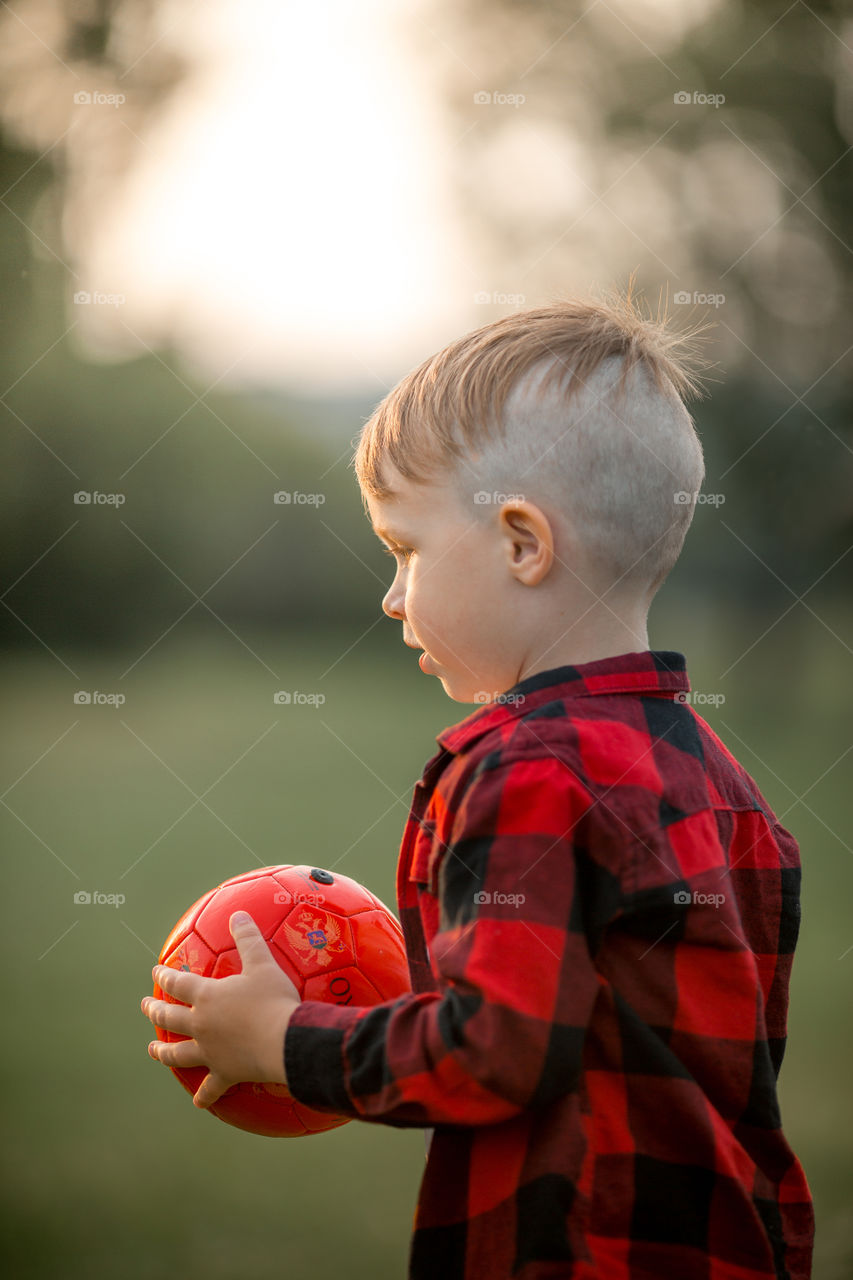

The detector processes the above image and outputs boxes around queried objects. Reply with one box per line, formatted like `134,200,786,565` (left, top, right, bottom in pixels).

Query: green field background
2,602,851,1278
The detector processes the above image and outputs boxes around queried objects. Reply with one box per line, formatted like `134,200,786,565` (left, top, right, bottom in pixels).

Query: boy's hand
141,910,301,1110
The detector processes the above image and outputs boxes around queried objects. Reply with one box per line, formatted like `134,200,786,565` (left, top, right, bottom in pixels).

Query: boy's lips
404,639,434,671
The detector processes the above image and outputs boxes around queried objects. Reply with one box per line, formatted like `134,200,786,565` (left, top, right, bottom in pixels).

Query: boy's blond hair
353,289,709,602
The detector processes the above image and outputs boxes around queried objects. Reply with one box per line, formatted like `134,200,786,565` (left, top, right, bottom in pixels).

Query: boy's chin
423,658,509,706
432,672,483,705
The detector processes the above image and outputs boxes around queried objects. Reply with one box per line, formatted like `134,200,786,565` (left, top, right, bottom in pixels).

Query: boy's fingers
147,1037,206,1069
152,963,201,1003
141,995,193,1036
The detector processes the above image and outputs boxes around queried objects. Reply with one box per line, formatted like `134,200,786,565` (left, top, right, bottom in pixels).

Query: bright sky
82,0,469,393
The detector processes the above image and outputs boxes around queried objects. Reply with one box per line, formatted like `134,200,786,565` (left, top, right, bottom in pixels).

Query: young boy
142,295,815,1279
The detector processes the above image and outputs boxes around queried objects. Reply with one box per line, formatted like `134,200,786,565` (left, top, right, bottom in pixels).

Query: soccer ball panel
211,947,241,980
194,875,284,951
157,887,217,960
349,910,410,999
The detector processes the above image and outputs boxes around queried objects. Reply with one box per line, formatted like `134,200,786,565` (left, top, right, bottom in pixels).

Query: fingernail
232,910,250,925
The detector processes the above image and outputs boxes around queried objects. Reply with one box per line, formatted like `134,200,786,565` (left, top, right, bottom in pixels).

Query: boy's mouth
404,638,434,672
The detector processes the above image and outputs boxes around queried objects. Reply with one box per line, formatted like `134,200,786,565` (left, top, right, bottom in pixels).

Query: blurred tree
0,0,186,360
0,1,385,653
426,0,853,598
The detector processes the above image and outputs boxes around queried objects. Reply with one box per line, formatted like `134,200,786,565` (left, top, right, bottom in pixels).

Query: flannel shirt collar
433,649,689,760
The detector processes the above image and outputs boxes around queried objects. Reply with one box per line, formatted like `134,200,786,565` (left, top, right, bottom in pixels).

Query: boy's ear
499,502,555,585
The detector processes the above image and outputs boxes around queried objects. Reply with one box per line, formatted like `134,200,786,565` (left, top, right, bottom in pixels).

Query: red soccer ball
153,864,410,1137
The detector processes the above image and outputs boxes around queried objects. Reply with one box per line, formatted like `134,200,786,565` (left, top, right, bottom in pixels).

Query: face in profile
366,467,528,703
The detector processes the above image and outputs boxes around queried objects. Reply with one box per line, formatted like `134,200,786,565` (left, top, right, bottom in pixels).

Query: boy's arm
285,754,604,1127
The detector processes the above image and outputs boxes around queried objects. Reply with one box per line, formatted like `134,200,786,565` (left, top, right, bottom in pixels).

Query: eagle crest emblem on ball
283,908,348,966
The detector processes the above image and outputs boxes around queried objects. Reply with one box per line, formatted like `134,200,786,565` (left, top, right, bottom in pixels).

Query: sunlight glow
80,0,466,391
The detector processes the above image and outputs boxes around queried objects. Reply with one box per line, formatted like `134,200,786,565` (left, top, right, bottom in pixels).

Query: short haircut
353,290,709,601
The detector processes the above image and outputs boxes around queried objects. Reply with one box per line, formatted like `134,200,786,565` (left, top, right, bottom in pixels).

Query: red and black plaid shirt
285,650,814,1279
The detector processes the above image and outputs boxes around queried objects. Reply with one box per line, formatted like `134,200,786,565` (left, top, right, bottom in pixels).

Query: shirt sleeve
284,753,606,1127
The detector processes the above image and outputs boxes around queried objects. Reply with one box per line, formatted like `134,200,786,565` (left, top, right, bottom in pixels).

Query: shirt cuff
284,999,365,1115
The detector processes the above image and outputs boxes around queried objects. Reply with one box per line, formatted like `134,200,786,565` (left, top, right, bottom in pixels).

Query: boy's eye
382,545,414,562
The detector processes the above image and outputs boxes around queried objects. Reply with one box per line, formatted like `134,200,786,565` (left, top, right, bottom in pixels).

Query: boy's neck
517,613,650,682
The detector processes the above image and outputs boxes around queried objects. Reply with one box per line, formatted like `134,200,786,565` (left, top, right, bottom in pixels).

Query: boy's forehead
366,466,473,541
366,474,434,535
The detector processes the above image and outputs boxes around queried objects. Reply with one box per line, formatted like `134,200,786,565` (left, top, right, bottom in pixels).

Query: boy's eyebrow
372,524,411,545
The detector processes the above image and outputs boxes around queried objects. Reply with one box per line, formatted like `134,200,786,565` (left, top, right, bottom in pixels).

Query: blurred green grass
1,607,851,1278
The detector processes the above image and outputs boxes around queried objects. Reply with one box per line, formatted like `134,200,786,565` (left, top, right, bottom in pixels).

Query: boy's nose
382,582,405,621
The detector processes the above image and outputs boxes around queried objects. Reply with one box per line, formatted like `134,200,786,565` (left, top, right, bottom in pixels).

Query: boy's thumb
229,911,272,967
